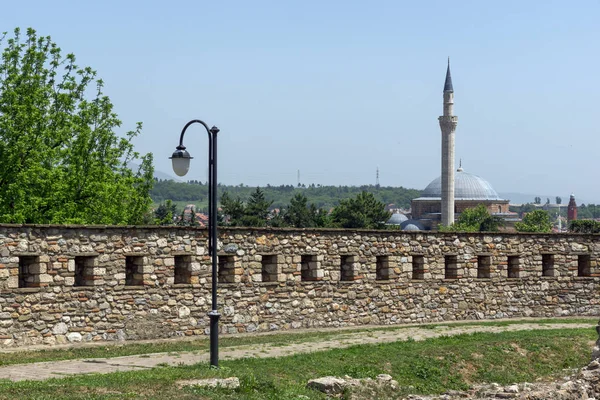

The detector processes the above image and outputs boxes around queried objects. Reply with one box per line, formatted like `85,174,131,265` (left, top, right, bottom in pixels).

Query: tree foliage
283,193,314,228
442,204,503,232
569,220,600,234
220,188,274,227
281,193,330,228
576,204,600,220
330,191,391,229
154,200,177,225
151,180,420,211
241,188,273,227
515,210,552,233
0,28,153,224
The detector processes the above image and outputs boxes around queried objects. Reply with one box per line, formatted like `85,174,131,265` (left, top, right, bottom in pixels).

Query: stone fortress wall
0,224,598,347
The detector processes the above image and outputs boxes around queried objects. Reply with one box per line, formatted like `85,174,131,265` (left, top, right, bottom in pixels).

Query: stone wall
0,224,598,347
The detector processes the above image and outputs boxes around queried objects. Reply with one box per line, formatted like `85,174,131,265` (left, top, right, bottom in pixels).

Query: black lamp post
170,119,220,368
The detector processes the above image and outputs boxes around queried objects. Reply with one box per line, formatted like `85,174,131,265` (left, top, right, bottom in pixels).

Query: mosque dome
387,213,408,225
401,219,425,231
420,169,501,200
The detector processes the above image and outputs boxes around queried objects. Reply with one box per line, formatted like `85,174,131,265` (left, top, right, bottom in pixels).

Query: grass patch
0,317,593,367
0,327,595,399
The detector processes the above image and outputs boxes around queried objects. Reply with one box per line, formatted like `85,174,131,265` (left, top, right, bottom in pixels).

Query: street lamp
170,119,220,368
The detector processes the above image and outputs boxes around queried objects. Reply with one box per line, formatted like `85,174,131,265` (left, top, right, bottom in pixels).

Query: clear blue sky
3,0,599,202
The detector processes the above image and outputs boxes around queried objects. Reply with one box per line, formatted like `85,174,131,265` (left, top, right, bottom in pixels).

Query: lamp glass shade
172,156,191,177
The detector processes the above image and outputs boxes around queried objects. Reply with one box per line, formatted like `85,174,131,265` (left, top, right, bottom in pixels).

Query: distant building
407,61,509,231
411,166,510,230
567,194,578,222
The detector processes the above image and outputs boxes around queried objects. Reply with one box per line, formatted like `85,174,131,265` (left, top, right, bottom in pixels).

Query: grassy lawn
0,317,594,367
0,327,595,399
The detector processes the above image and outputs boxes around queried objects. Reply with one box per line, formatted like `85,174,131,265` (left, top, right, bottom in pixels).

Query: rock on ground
306,360,600,399
176,377,240,390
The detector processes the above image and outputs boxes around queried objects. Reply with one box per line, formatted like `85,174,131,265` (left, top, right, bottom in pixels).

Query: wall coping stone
1,223,599,238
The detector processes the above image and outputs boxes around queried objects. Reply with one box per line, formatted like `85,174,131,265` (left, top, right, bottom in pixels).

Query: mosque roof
387,213,408,225
414,169,506,201
401,219,425,231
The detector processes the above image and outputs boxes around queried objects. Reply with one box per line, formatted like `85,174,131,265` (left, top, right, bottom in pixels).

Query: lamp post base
208,310,221,368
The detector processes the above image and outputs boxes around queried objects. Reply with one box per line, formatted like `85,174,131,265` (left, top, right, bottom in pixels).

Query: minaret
439,58,458,226
567,194,577,222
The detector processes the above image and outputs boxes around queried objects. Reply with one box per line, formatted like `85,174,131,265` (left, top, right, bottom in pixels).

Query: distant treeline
151,180,421,211
510,203,600,219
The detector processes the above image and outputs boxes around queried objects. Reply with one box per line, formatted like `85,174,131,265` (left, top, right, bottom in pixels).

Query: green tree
283,193,315,228
0,28,153,224
241,187,273,227
442,204,503,232
569,220,600,234
330,191,391,229
515,210,552,233
534,197,541,204
220,191,245,226
154,200,177,225
556,196,562,205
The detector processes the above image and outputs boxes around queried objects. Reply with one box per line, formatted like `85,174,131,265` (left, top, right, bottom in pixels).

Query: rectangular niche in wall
444,255,458,279
218,255,240,283
578,254,591,277
507,255,520,278
261,255,281,283
174,255,192,284
18,255,41,288
301,255,323,281
125,256,145,286
74,256,97,286
340,255,360,281
376,255,391,280
477,255,491,279
542,254,555,277
412,255,425,280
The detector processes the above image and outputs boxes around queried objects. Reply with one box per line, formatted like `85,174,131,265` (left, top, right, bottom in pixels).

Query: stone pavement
0,322,592,382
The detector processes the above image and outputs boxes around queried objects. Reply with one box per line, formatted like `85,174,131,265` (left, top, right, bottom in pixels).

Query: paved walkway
0,322,593,382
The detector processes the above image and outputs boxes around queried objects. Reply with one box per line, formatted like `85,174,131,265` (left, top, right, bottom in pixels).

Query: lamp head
170,146,193,177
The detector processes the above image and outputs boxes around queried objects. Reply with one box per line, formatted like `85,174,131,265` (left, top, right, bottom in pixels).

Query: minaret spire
444,57,454,92
439,59,458,227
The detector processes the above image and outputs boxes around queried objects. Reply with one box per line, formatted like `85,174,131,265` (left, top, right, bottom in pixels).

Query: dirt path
0,322,592,382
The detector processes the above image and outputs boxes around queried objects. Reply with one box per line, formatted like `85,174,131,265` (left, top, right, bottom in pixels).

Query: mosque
390,61,510,231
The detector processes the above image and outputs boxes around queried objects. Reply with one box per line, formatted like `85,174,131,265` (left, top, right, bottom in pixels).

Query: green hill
151,180,421,212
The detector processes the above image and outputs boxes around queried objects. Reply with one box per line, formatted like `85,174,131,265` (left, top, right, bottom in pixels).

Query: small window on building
477,255,491,279
507,256,520,278
445,255,458,279
19,256,42,288
376,256,391,280
412,255,425,280
542,254,554,277
74,256,97,286
125,256,144,286
218,255,239,283
340,255,360,281
578,254,591,277
174,255,192,284
261,255,281,282
301,255,322,281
